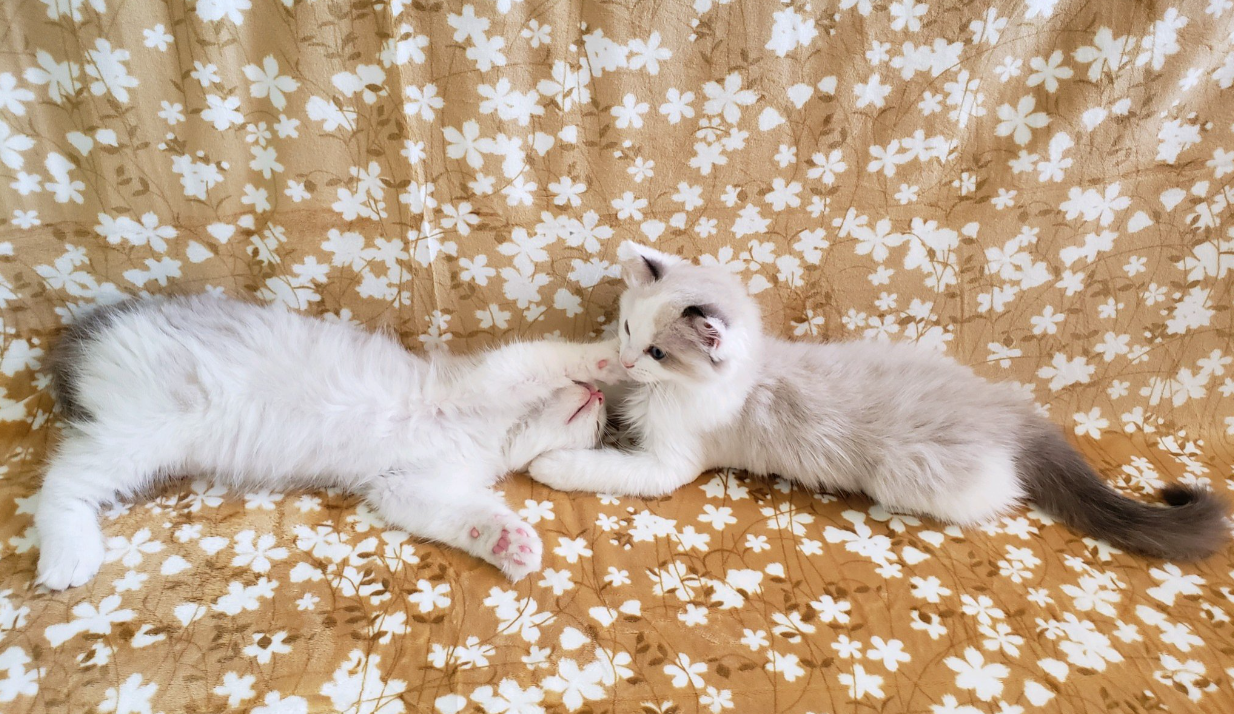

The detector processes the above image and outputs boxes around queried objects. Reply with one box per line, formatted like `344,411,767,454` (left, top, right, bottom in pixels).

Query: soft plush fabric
1,0,1232,712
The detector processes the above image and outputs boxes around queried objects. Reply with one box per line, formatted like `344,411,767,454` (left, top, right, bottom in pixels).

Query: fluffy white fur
530,243,1229,562
36,294,618,590
531,241,1033,524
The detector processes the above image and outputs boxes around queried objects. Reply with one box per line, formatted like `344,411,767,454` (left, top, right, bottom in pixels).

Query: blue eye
648,346,666,361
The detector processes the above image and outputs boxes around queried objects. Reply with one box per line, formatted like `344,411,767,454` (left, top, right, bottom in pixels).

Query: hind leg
35,434,154,590
363,468,543,582
864,450,1024,528
941,452,1025,526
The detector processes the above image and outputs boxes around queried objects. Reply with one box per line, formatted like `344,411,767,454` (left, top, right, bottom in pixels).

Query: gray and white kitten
530,242,1229,561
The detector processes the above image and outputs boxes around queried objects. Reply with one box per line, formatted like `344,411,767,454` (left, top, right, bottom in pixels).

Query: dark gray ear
623,254,667,286
619,241,682,287
683,304,726,353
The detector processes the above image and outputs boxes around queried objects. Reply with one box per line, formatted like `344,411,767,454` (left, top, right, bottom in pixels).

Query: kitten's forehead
622,288,684,337
622,261,750,341
621,287,700,340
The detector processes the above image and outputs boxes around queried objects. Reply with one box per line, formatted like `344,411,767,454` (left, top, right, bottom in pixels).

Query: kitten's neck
500,428,542,473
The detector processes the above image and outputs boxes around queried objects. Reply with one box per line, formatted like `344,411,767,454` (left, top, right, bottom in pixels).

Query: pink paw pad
473,517,542,581
598,359,608,369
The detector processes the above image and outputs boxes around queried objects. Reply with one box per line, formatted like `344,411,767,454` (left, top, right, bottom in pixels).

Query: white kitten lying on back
36,294,619,589
531,242,1229,562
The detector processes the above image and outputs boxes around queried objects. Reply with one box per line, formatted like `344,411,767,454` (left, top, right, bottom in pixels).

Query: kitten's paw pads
470,515,542,582
36,535,105,591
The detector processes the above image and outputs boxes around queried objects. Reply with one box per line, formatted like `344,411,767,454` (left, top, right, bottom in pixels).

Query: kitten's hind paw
469,513,542,582
36,533,105,590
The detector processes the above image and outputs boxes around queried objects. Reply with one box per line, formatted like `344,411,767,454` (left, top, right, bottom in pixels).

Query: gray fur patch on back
768,379,814,425
47,300,141,422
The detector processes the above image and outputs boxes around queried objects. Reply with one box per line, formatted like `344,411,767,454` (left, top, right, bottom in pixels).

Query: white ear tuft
683,305,726,359
618,241,683,287
699,320,722,352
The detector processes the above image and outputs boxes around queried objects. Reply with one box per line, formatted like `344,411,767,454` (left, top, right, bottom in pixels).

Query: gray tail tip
1157,483,1232,561
1160,483,1209,507
1160,482,1226,509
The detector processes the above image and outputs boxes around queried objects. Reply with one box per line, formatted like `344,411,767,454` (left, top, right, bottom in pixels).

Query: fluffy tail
1018,426,1230,561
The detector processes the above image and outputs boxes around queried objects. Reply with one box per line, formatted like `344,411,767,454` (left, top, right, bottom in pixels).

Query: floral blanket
1,0,1232,712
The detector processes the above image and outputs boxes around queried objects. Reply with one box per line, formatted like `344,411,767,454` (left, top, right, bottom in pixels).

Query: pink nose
621,360,636,369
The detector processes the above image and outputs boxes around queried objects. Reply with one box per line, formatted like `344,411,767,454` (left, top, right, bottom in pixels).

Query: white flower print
84,39,138,103
243,56,298,109
944,647,1008,701
702,73,757,123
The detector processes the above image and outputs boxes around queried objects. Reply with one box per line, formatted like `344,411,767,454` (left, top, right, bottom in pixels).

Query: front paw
528,451,579,492
577,339,626,385
596,363,627,386
36,533,105,591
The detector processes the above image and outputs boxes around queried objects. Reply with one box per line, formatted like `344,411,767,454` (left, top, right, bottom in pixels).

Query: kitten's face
617,290,721,384
507,381,606,463
615,242,741,385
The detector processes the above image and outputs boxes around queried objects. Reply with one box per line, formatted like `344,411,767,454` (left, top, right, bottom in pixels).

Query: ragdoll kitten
36,294,620,590
530,242,1230,562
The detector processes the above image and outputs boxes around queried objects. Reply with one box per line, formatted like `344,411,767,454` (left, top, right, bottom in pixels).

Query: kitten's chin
631,374,692,388
633,363,725,386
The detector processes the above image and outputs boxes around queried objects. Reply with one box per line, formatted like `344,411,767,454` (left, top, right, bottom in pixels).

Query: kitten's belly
171,375,438,485
179,408,398,486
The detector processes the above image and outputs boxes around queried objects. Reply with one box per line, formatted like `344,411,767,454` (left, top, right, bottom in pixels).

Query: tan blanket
1,0,1232,711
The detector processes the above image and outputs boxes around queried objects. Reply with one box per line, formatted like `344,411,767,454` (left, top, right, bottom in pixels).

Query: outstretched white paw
36,533,105,591
468,513,542,582
574,339,625,385
528,452,577,492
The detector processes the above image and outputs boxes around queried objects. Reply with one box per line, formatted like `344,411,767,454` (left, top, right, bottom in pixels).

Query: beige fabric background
1,0,1233,712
